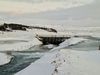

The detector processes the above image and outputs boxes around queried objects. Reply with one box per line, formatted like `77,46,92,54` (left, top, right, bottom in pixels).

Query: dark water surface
0,45,51,75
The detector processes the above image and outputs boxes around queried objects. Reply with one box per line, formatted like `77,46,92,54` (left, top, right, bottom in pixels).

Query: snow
0,53,12,65
0,25,99,75
50,37,86,52
0,0,99,74
43,44,56,49
60,37,86,46
0,29,99,75
0,37,42,51
0,37,30,41
54,49,100,75
0,30,43,51
15,52,58,75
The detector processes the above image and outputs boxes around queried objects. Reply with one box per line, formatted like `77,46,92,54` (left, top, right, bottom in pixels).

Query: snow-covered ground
54,49,100,75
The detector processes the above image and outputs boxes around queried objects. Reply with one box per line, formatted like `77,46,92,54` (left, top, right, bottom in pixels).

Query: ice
43,44,56,49
60,37,86,46
50,37,86,52
0,53,12,65
0,38,42,51
15,52,58,75
0,30,42,51
0,0,99,75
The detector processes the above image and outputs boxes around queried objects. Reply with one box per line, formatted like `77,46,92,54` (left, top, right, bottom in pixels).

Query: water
0,53,38,75
67,40,100,51
0,45,51,75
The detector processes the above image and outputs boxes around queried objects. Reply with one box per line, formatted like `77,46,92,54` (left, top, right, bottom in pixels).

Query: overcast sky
0,0,99,27
0,0,94,14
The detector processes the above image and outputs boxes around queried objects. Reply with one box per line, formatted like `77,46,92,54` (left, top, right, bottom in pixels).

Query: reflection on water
0,54,37,75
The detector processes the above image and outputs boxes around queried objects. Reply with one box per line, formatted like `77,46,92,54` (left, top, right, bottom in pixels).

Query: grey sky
0,0,99,27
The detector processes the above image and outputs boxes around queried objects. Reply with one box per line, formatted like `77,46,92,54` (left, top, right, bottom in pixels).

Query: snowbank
0,53,12,65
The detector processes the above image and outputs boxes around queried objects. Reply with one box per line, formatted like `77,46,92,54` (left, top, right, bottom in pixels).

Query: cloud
0,0,94,14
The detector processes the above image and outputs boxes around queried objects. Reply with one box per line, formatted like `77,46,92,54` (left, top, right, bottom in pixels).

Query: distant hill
0,23,57,33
